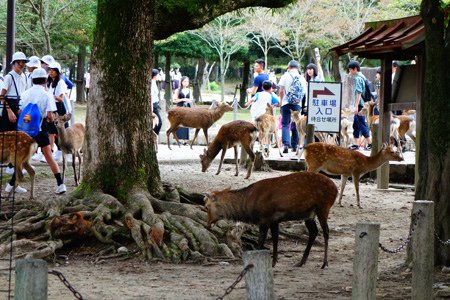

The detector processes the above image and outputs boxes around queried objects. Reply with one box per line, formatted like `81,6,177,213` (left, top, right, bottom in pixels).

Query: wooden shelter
331,15,424,188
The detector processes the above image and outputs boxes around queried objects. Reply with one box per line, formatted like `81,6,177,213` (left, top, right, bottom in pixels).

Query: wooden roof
332,15,424,59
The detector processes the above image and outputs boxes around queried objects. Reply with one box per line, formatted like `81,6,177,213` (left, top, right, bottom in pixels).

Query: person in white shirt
278,60,307,153
16,68,66,194
25,56,41,89
151,69,162,135
245,80,280,121
45,62,69,163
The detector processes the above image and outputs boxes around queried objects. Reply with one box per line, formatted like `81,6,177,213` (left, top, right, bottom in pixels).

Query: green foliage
209,81,219,91
154,32,216,59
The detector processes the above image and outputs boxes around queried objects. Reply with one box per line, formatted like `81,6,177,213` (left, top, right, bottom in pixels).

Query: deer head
199,148,212,172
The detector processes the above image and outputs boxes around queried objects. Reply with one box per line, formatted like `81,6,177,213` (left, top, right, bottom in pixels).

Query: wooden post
412,200,434,300
306,124,315,145
15,259,48,300
242,250,274,300
352,223,380,300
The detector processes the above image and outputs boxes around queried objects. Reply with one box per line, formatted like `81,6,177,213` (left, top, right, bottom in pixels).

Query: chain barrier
379,210,422,254
216,263,254,300
232,98,250,110
435,231,450,246
48,270,84,300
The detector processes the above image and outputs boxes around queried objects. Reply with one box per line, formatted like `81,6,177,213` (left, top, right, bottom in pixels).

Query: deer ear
381,143,387,150
203,148,207,154
65,113,72,122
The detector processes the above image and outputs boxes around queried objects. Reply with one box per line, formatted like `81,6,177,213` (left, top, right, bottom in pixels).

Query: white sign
307,82,342,133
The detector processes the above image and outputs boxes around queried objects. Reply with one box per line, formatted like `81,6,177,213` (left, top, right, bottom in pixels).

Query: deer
301,142,403,208
166,101,233,150
54,114,85,186
0,131,37,199
204,171,338,268
391,115,416,150
199,120,257,179
254,104,282,157
291,110,334,152
340,108,352,148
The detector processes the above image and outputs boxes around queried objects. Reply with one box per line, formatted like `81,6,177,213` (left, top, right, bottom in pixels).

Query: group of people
245,57,324,153
0,51,74,195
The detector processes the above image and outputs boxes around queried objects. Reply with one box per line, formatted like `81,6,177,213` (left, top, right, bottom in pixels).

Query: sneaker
32,153,44,161
53,150,63,162
5,183,27,194
365,144,372,150
283,147,289,154
5,167,14,175
291,147,298,152
348,144,359,150
55,184,67,194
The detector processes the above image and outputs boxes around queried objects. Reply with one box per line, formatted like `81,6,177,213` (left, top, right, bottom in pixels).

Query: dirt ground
1,158,449,299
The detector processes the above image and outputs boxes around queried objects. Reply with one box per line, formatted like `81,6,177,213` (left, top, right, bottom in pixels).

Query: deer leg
233,146,239,176
338,175,349,207
77,151,82,185
62,152,66,182
72,152,78,186
203,128,208,145
353,175,362,208
216,148,227,175
190,129,201,149
257,224,269,249
295,219,318,267
273,130,283,157
23,161,35,200
316,213,330,269
166,128,172,150
270,223,280,267
242,142,255,179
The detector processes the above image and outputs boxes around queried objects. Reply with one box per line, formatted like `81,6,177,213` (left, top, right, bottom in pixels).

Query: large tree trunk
415,0,450,266
193,58,206,103
76,45,86,104
84,0,160,195
240,60,250,106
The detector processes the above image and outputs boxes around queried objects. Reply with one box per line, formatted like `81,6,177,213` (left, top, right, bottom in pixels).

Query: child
245,80,279,121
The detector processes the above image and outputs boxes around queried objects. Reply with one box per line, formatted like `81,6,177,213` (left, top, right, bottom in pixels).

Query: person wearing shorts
17,67,67,194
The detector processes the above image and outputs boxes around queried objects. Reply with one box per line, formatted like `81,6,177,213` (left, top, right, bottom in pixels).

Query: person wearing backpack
347,60,372,150
278,60,307,153
0,52,30,177
16,67,66,194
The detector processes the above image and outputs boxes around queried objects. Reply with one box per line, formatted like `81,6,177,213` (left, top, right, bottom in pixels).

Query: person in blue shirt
347,61,372,150
247,59,269,97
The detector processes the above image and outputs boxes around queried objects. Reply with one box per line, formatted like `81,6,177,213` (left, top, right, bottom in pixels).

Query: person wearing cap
347,60,372,150
278,60,307,153
151,68,162,135
41,55,74,90
45,62,70,163
15,67,66,194
247,59,269,97
25,56,42,89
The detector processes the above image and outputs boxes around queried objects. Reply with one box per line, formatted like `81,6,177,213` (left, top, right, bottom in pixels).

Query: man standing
151,69,162,135
247,59,269,97
347,60,372,150
278,60,307,153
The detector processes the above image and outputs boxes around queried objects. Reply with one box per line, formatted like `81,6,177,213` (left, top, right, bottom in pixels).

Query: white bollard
242,250,275,300
412,200,434,300
352,222,380,300
15,259,48,300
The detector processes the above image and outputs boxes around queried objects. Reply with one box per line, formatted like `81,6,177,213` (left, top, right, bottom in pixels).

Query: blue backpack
18,102,41,137
286,74,304,105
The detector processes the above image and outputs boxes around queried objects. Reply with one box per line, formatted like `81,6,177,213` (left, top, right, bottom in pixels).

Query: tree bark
76,45,86,104
240,60,250,106
84,0,160,195
415,0,450,266
193,58,205,103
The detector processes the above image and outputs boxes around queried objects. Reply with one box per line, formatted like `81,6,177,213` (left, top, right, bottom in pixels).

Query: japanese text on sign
307,82,342,133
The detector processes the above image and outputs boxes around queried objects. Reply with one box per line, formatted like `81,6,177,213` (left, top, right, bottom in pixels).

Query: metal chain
435,231,450,246
216,264,254,300
233,98,251,110
379,210,422,254
48,270,84,300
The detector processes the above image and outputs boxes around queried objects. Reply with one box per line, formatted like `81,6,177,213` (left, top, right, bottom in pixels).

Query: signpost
307,82,342,134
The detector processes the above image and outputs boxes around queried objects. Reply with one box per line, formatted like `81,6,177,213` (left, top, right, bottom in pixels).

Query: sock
9,173,16,186
55,173,63,186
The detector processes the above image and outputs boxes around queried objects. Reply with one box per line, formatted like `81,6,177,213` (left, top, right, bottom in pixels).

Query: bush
209,81,219,91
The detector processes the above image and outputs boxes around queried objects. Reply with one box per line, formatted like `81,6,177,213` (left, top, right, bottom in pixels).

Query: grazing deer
303,142,403,208
204,172,338,268
55,114,85,186
254,104,282,157
391,115,416,150
0,131,37,199
167,101,233,150
199,120,257,179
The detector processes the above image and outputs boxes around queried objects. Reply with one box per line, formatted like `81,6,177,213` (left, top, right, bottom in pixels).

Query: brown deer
254,104,282,157
340,108,352,148
199,120,257,179
204,172,338,268
55,114,85,186
166,101,233,150
0,131,37,199
303,142,403,208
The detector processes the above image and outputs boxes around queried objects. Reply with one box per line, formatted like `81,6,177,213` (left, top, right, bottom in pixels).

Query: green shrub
209,81,219,91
